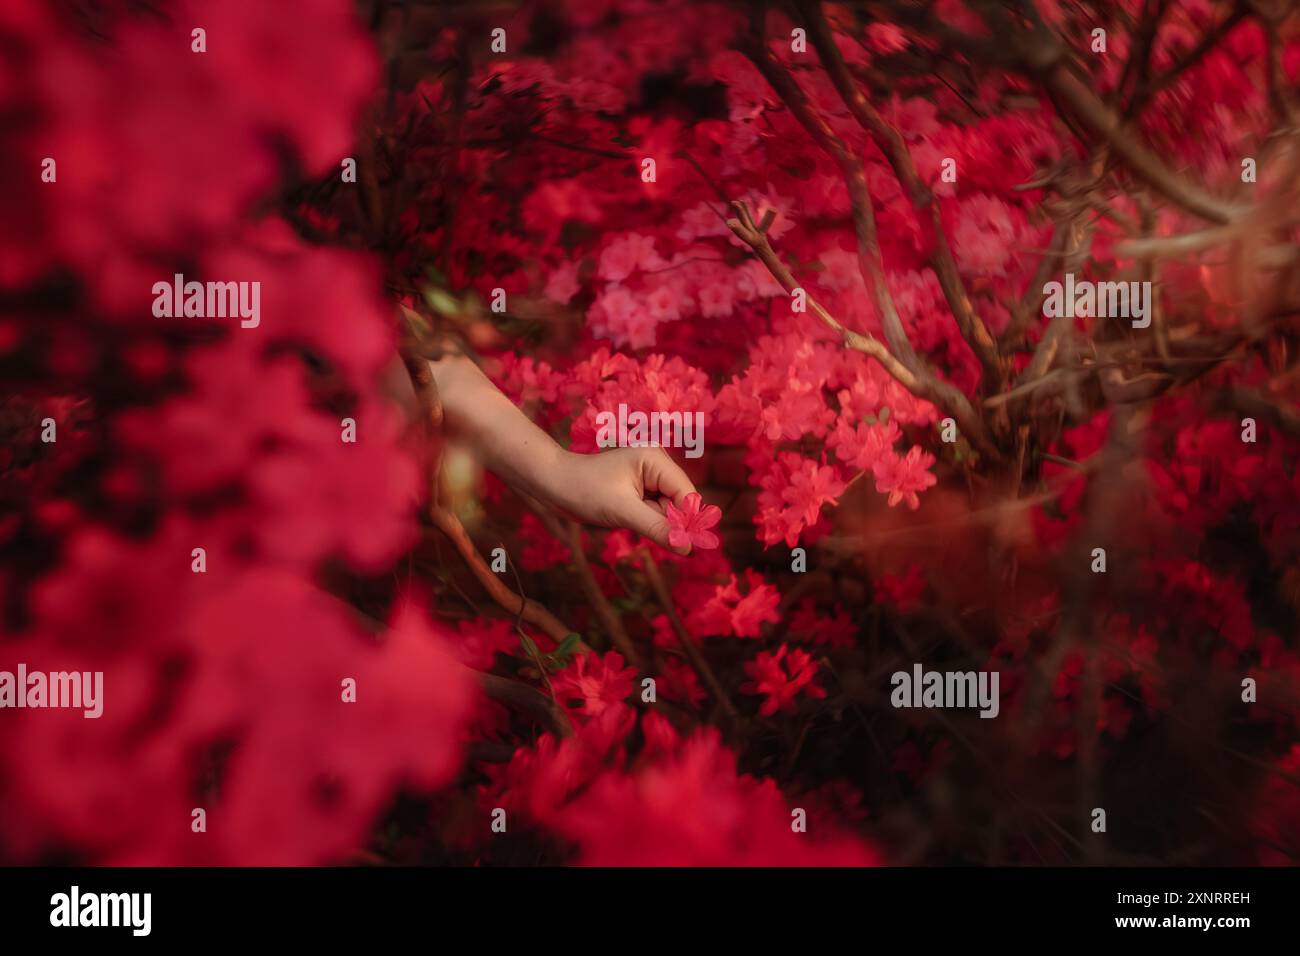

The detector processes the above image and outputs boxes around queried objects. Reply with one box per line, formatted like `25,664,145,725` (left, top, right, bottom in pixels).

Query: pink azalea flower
872,445,937,510
666,492,722,551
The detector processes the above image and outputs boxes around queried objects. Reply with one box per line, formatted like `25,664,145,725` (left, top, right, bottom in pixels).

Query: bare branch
640,547,739,725
726,199,1001,460
1212,383,1300,436
1130,2,1249,111
1116,0,1171,118
743,16,922,368
1036,63,1244,224
1002,218,1073,348
799,0,1003,389
477,670,574,739
529,505,644,671
427,504,576,645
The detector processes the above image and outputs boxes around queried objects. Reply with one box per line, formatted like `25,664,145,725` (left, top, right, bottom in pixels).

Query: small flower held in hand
666,492,721,552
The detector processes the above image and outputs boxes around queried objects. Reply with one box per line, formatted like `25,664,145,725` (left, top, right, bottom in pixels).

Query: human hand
538,447,700,554
416,350,705,553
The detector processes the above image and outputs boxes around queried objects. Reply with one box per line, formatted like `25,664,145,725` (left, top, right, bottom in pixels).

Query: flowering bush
1,0,1298,866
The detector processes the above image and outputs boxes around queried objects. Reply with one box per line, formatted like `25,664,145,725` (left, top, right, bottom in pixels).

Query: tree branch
725,199,1001,460
1212,383,1300,436
528,503,645,670
427,504,575,645
477,670,574,739
743,11,918,367
799,0,1003,390
1129,2,1248,112
1035,62,1243,224
640,547,739,725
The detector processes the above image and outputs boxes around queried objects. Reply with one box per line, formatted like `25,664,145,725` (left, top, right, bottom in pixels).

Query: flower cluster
4,0,1299,868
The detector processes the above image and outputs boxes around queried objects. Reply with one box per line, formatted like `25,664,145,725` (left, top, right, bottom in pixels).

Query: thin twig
639,547,739,724
799,0,1003,390
725,198,1001,460
427,505,575,645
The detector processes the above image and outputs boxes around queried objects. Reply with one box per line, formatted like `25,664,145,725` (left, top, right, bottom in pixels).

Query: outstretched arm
416,343,700,553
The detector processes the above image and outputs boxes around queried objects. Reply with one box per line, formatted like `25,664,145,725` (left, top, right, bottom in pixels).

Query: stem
639,548,739,723
428,505,575,645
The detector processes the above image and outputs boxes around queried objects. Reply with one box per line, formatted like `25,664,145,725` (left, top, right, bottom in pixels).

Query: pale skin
395,345,701,554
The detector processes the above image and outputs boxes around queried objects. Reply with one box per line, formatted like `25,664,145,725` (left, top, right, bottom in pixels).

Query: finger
637,447,697,507
615,495,688,555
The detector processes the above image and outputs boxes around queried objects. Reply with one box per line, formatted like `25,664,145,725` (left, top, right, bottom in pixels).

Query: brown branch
1002,218,1073,348
1212,384,1300,436
799,0,1003,390
725,199,1001,460
526,503,644,670
1135,192,1171,362
1016,215,1096,390
1005,152,1120,408
744,16,922,369
1115,222,1259,259
911,0,1245,224
564,520,644,669
427,504,575,645
1130,3,1249,111
1116,0,1171,118
1260,8,1299,125
477,670,573,739
639,548,739,724
1035,63,1243,224
983,367,1075,409
1015,282,1072,389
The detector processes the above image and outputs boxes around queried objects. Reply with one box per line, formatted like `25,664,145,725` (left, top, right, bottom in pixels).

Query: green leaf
555,633,582,658
423,286,461,317
877,406,891,424
400,307,431,335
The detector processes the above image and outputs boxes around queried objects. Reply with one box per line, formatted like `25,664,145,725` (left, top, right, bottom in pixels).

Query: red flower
666,492,722,551
782,458,848,528
552,727,878,866
873,565,927,612
742,644,827,716
551,651,636,721
872,445,937,510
